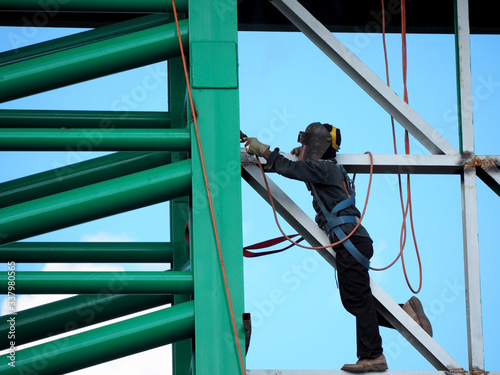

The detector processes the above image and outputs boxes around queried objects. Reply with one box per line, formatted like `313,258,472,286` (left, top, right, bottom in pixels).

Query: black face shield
297,122,334,162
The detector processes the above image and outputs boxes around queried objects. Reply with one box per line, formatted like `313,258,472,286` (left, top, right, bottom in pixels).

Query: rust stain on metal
463,155,499,170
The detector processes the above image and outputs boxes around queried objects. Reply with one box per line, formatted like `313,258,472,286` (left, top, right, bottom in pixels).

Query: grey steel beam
243,151,499,176
268,0,457,156
248,372,471,375
454,0,485,371
241,159,462,371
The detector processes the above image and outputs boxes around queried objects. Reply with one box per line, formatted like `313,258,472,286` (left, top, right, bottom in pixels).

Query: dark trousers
333,235,384,359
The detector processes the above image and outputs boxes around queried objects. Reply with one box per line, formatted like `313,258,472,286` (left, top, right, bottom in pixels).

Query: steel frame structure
242,0,499,374
0,1,244,375
0,0,497,375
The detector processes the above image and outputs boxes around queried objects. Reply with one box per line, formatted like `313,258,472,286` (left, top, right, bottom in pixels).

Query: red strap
186,222,302,258
243,235,304,258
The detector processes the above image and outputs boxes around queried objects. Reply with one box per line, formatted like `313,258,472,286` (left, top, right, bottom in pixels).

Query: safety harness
309,162,371,269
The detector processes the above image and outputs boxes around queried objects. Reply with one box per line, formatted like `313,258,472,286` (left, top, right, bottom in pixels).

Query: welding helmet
297,122,341,161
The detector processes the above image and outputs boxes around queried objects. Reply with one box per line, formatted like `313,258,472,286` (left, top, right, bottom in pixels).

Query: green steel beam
0,110,170,128
0,152,171,208
0,242,173,263
0,19,188,103
0,128,190,151
0,159,191,245
0,14,170,67
188,1,245,374
0,300,194,374
0,294,172,349
1,0,188,13
1,271,193,294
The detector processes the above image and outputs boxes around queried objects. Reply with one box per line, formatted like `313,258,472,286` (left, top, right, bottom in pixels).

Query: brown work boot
341,354,388,372
402,296,433,337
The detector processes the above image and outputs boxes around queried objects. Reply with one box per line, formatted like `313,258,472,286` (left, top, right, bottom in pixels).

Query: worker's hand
290,146,302,157
245,137,270,157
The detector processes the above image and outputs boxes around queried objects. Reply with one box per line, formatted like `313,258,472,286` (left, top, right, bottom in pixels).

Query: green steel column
0,294,172,348
0,159,191,245
0,301,194,375
0,20,188,103
188,1,245,374
169,54,193,375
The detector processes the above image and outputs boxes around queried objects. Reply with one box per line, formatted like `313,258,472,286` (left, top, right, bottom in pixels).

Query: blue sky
0,20,499,374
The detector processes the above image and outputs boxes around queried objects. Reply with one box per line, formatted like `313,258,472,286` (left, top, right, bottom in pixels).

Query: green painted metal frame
188,1,245,374
0,0,244,374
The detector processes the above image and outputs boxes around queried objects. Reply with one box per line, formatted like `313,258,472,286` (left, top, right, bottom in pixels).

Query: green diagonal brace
0,14,170,67
0,301,194,374
1,271,193,294
0,19,188,103
0,159,192,245
0,152,171,208
0,294,173,349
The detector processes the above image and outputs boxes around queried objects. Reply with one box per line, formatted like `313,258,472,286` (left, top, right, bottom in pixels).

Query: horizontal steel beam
336,154,500,175
0,294,173,349
0,300,194,374
247,372,464,375
0,110,170,129
0,159,191,245
0,128,190,151
0,242,173,263
0,0,188,13
269,0,457,156
0,152,171,208
241,162,462,371
0,14,170,67
0,19,188,103
241,149,500,177
1,271,193,294
241,149,500,175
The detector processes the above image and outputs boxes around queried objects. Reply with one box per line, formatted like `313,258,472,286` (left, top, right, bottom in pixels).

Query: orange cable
255,152,375,251
171,1,246,373
374,0,422,293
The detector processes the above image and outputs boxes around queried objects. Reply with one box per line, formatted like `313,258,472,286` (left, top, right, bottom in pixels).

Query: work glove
290,146,302,157
245,137,270,157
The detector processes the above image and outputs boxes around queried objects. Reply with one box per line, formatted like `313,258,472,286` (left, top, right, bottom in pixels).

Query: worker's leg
335,236,383,359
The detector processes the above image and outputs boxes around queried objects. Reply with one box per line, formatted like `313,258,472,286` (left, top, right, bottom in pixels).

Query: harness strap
310,184,370,269
243,234,304,258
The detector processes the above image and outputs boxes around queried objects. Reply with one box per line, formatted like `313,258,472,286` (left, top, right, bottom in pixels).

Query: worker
245,122,432,372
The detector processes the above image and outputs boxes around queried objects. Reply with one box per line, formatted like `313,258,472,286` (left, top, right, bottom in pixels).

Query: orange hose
171,1,246,373
256,152,374,251
374,0,422,293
